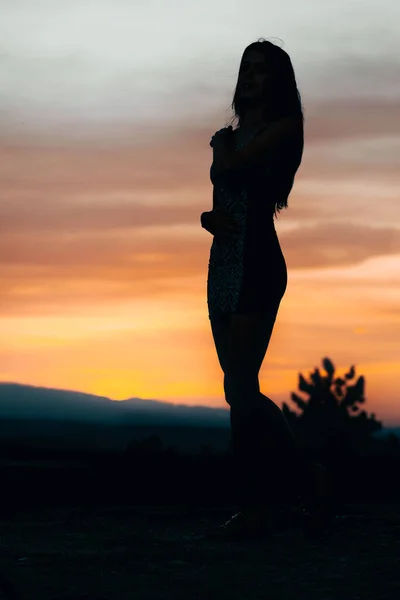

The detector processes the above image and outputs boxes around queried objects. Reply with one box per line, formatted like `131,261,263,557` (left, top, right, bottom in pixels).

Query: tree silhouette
282,357,382,457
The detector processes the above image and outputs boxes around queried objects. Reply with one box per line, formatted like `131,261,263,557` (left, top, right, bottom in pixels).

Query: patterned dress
207,124,292,321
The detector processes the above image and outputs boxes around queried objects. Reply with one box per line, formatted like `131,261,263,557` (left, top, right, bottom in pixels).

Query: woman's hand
210,126,234,172
210,126,234,151
201,208,241,238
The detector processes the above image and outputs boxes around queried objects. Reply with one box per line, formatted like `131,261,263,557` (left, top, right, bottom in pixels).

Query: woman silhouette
201,39,326,539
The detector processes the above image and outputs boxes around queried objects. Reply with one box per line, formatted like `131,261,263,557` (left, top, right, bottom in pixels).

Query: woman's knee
223,370,260,412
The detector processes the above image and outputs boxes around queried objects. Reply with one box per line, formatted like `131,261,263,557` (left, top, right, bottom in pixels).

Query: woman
201,39,327,539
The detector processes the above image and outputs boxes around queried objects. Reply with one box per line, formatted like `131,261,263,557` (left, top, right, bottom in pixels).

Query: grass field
0,503,400,600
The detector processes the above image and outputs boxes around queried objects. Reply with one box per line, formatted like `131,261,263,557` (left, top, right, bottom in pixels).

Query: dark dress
207,124,297,321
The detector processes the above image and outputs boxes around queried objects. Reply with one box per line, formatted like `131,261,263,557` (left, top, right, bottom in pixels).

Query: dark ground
0,503,400,600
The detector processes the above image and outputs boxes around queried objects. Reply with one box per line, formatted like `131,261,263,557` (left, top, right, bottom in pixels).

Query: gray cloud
1,0,399,137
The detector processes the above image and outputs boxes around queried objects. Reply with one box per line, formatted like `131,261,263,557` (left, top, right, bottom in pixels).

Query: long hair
227,38,304,216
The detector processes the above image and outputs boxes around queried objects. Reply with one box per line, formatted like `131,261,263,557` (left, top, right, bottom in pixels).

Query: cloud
281,222,400,268
1,209,400,317
1,0,399,136
1,93,400,319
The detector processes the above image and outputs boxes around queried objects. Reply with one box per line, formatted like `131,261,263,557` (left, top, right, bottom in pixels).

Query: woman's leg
227,312,300,510
210,310,304,511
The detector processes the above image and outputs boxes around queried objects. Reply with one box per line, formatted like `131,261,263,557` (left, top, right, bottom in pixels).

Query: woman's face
238,50,270,101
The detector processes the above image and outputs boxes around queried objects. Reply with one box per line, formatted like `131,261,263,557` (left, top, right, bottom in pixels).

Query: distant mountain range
0,381,231,425
0,382,232,454
0,382,398,455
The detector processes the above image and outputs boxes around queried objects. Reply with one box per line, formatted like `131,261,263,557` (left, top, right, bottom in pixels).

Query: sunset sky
1,0,400,426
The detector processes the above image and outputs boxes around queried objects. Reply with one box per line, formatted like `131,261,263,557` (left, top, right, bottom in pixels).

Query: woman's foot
211,509,271,541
